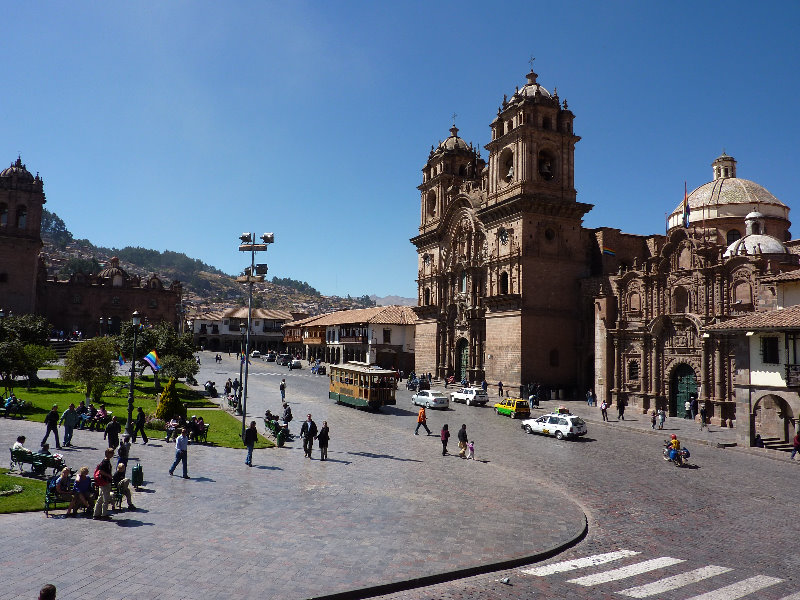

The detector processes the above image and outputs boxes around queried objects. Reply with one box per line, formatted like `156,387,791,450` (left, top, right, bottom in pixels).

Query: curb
307,512,589,600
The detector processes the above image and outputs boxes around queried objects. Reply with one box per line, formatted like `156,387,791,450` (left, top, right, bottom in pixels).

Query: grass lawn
0,469,46,514
190,410,273,449
9,377,215,427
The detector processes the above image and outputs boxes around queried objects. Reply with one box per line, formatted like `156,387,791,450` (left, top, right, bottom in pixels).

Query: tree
62,337,116,401
21,344,58,385
41,208,73,247
0,314,50,345
0,340,25,394
116,322,198,385
155,377,186,421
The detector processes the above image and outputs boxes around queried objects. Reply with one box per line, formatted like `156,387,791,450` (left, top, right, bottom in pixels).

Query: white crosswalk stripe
522,550,641,576
618,565,732,598
568,557,685,586
683,575,784,599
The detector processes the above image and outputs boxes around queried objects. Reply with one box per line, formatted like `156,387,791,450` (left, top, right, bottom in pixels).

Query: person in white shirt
168,428,190,479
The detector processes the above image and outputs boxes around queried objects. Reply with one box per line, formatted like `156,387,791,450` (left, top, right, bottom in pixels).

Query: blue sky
4,1,799,299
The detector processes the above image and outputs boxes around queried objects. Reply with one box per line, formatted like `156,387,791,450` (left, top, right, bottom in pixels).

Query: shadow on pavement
382,407,417,417
253,465,283,471
192,476,216,483
347,451,423,462
115,518,152,528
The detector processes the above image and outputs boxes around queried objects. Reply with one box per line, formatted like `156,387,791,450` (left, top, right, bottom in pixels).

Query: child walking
466,440,475,460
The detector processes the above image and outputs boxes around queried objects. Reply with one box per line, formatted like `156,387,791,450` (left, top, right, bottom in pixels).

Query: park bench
195,424,210,444
0,400,28,419
10,448,66,476
44,474,74,516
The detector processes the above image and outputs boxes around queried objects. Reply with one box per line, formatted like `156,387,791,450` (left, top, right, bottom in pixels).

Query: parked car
412,390,449,409
450,387,489,406
277,354,291,366
521,413,587,440
250,350,261,358
290,359,302,369
493,397,530,419
406,377,430,392
265,352,277,362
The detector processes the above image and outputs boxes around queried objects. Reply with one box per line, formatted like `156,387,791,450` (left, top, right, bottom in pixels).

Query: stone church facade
412,69,800,438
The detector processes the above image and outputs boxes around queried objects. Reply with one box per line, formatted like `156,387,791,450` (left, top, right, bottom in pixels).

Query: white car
520,413,587,440
449,387,489,406
412,390,449,410
250,350,261,358
290,359,302,369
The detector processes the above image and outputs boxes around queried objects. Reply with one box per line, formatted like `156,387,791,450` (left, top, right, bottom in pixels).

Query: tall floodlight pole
237,232,274,440
126,311,141,437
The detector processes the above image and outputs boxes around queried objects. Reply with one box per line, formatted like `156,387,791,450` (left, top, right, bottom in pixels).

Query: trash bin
276,429,286,447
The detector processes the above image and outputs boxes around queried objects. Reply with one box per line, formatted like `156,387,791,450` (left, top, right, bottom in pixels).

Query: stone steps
760,437,793,452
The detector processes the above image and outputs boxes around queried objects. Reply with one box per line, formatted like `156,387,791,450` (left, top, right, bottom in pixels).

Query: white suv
520,413,587,440
449,387,489,406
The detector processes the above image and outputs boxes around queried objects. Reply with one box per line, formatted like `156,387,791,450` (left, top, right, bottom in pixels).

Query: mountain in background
370,294,416,307
40,209,377,315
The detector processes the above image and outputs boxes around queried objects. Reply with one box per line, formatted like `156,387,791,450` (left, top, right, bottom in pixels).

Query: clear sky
5,1,799,299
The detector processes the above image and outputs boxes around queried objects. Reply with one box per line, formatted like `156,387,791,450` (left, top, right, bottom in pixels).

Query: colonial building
412,69,800,444
189,307,301,353
0,156,184,334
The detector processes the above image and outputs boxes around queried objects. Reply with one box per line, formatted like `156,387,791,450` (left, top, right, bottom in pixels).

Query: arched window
628,292,641,313
423,287,431,305
0,204,7,227
549,349,559,367
538,150,555,181
673,286,689,313
628,361,640,381
727,229,742,245
460,271,467,293
499,149,514,182
15,205,26,229
426,191,436,218
499,271,509,295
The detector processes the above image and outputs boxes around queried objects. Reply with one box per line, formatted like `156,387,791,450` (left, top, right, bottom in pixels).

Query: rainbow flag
602,247,616,256
118,353,126,366
143,350,161,372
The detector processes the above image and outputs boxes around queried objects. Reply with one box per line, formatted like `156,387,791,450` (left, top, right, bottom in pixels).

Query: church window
628,292,641,313
733,281,752,305
538,150,555,181
499,149,514,182
628,360,640,380
0,204,6,226
426,191,436,218
383,328,391,344
678,246,691,270
458,164,466,176
15,206,26,229
545,228,555,241
543,117,552,130
460,271,467,293
673,286,689,313
751,222,761,235
723,168,729,177
726,229,742,245
112,274,123,287
761,336,779,365
549,349,559,367
499,271,509,295
423,287,431,305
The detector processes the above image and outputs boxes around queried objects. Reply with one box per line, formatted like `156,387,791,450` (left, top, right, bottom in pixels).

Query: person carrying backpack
93,448,115,520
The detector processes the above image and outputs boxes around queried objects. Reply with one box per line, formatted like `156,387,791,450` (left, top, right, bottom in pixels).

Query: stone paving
0,356,586,600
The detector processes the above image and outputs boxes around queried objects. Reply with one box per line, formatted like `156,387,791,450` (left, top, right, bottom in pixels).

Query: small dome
745,210,764,220
724,234,789,257
0,157,34,182
97,256,127,279
437,125,469,152
509,71,552,102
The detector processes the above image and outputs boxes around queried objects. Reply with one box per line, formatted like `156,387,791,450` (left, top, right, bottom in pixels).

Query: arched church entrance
753,395,794,445
670,363,696,418
455,338,469,382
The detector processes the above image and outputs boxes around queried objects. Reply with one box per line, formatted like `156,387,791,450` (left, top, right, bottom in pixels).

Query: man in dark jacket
104,416,122,449
300,413,318,458
244,420,258,466
42,405,61,449
457,424,468,458
132,407,148,444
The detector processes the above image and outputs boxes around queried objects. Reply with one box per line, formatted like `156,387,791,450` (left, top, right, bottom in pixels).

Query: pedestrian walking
600,400,609,422
132,407,149,444
42,404,62,449
498,381,504,397
280,379,286,401
440,424,450,456
104,416,122,449
168,428,190,478
587,389,595,406
300,413,318,458
59,403,80,447
117,435,131,468
690,396,699,421
651,410,656,429
414,405,431,435
457,424,468,458
244,420,258,466
466,440,475,460
93,448,115,520
317,421,330,461
658,409,666,430
791,433,800,460
481,379,488,392
617,399,626,420
282,401,293,431
699,404,707,431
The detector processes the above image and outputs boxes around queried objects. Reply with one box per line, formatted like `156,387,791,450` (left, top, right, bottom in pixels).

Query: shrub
155,378,186,421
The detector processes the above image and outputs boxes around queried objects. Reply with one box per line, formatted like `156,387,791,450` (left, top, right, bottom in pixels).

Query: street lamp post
236,232,274,439
126,311,141,437
236,322,246,414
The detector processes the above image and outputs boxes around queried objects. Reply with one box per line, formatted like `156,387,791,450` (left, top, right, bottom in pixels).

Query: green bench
10,448,66,476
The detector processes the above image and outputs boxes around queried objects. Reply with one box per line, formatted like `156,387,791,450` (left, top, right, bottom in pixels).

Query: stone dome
510,70,552,102
97,257,127,279
723,211,789,257
681,178,785,213
0,157,34,183
437,125,470,152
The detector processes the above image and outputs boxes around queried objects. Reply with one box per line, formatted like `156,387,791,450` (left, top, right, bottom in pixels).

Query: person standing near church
42,405,61,449
498,381,504,398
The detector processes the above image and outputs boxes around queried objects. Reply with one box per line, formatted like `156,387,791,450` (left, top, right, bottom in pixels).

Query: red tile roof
705,304,800,331
284,306,417,328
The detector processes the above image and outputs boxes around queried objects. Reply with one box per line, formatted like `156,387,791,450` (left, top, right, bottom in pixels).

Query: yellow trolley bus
329,362,397,410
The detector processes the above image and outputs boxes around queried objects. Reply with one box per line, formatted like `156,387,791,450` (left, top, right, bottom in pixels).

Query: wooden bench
195,424,210,444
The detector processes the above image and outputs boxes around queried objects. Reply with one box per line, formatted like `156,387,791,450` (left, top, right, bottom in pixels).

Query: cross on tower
528,56,536,69
451,112,457,126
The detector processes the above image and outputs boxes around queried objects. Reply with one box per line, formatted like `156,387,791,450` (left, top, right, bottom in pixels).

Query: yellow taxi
493,397,530,419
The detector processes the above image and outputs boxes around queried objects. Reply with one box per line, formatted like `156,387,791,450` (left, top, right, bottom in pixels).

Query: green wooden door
456,339,469,382
671,364,696,418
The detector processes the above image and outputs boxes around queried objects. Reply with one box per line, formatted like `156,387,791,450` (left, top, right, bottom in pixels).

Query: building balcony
284,335,302,343
340,335,367,344
304,336,325,345
785,364,800,387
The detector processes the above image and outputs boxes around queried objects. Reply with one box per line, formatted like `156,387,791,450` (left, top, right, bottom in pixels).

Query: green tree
62,337,116,401
155,377,186,421
21,344,58,384
59,256,101,276
0,340,26,394
0,314,50,345
41,208,73,246
116,322,198,385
